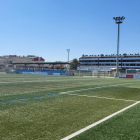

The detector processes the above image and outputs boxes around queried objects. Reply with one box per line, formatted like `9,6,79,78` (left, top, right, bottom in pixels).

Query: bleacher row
127,70,140,74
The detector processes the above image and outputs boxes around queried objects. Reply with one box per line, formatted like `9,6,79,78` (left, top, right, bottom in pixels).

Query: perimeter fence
72,69,140,78
120,69,140,75
71,70,115,77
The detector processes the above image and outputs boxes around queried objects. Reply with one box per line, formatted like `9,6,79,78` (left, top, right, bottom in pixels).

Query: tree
61,67,65,70
50,66,54,70
70,58,79,70
54,66,61,70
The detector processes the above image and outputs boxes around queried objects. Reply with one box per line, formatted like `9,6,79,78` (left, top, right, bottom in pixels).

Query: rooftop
80,53,140,58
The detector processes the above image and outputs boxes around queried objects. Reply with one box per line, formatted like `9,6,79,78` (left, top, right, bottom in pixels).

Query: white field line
0,86,101,97
0,83,132,97
0,78,84,84
61,101,140,140
83,76,114,78
0,80,61,84
64,93,138,102
0,78,98,84
60,83,132,94
0,86,103,97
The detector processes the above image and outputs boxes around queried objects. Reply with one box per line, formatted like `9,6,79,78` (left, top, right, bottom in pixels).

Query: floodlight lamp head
66,49,70,52
123,16,125,19
113,16,125,24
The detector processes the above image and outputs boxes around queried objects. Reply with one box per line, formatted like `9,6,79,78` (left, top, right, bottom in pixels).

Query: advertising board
133,75,140,79
53,73,60,75
119,74,126,78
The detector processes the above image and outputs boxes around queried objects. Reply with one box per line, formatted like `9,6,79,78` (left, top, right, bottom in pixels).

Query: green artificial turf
71,102,140,140
68,86,140,101
0,73,140,140
0,95,133,140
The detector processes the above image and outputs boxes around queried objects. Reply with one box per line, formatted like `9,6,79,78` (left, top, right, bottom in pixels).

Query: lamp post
113,16,125,77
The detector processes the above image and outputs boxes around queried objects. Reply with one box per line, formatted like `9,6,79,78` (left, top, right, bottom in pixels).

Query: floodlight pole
116,23,119,78
66,49,70,62
113,16,125,77
66,49,70,73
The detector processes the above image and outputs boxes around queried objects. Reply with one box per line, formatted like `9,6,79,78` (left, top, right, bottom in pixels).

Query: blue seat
41,70,66,73
13,69,33,72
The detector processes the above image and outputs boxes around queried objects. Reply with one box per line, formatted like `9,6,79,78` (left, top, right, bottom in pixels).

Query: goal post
92,69,100,77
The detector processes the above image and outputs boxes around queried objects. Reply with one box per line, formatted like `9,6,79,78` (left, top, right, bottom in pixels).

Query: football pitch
0,73,140,140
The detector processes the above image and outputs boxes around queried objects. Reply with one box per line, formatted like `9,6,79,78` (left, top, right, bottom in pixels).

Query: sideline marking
64,93,138,102
61,101,140,140
0,93,59,103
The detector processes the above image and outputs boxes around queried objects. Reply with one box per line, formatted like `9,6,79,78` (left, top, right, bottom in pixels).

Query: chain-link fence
119,69,140,75
71,70,116,77
71,70,92,77
71,69,140,78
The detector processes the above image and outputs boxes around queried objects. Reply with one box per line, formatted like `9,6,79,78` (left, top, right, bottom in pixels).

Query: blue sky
0,0,140,61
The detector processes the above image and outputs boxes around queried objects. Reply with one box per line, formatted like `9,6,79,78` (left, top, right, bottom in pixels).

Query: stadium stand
41,70,66,73
7,69,68,75
13,69,33,72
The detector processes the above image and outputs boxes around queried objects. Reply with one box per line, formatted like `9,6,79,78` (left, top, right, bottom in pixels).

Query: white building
79,53,140,71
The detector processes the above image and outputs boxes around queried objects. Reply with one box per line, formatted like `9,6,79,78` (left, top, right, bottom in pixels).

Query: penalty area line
60,83,132,95
63,93,138,102
61,101,140,140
